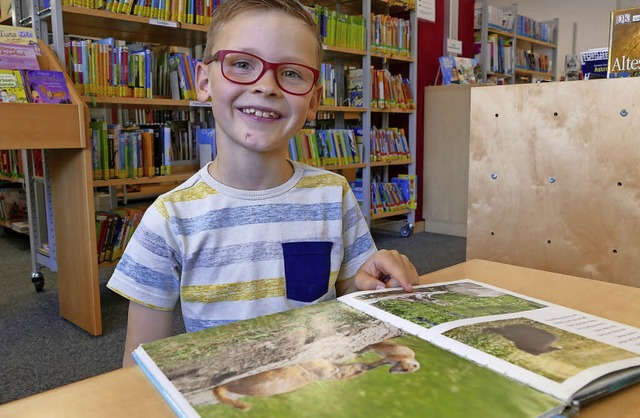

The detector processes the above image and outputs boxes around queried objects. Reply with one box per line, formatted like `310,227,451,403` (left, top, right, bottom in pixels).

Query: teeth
242,108,281,119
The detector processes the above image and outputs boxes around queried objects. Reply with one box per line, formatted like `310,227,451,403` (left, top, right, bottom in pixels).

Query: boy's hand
337,250,419,296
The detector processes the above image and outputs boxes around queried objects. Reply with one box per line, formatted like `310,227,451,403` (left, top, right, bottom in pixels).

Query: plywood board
423,85,475,237
467,78,640,287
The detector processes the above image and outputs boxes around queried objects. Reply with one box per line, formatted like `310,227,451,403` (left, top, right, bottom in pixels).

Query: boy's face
196,10,321,157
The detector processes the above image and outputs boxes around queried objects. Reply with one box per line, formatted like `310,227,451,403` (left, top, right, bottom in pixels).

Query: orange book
141,129,155,177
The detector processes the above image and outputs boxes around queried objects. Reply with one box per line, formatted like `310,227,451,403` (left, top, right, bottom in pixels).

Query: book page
134,301,565,417
339,279,640,403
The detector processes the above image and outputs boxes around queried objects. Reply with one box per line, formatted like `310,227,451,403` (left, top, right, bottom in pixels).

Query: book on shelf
23,70,72,103
438,56,478,85
607,7,640,78
346,68,364,108
132,279,640,418
10,220,29,234
0,186,27,222
0,24,39,54
0,42,39,71
580,48,608,80
0,69,28,102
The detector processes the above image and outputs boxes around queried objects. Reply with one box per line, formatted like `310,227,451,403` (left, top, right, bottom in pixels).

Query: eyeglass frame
203,49,321,96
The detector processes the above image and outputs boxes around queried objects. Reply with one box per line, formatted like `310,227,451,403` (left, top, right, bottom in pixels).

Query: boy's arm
336,249,419,296
122,301,174,368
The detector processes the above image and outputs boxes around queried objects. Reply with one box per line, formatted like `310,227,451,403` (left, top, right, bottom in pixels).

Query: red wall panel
415,0,474,223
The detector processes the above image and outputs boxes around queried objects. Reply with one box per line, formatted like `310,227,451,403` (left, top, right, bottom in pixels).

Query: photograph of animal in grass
141,302,563,418
444,317,638,382
354,282,546,328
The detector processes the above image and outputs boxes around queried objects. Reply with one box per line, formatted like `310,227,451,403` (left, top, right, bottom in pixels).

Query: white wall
487,0,640,77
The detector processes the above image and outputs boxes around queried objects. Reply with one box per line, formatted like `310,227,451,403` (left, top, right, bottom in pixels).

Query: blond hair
203,0,323,68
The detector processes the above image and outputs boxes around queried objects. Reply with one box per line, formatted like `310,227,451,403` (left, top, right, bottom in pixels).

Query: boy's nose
251,68,281,95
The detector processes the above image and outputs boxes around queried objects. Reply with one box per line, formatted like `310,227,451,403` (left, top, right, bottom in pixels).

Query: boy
107,0,419,367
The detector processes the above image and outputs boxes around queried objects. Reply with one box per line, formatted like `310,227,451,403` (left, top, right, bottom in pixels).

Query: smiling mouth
241,108,281,119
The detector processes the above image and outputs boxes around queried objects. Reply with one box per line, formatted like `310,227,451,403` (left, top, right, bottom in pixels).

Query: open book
133,279,640,417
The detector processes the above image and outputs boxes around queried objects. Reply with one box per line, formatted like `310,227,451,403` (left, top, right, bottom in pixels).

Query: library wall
467,77,640,288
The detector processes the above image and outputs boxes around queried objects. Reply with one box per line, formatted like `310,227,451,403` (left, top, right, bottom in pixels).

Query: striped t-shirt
107,160,377,332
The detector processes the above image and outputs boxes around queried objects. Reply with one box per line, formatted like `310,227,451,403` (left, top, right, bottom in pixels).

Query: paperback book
607,7,640,78
23,70,72,104
580,48,608,80
133,279,640,418
0,42,39,70
0,24,39,54
0,69,28,102
439,56,478,85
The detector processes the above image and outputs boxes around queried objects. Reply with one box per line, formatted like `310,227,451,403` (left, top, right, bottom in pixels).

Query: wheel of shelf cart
400,224,413,238
31,272,45,292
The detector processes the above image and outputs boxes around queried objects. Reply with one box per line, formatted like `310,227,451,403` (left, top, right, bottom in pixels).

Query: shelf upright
367,0,417,236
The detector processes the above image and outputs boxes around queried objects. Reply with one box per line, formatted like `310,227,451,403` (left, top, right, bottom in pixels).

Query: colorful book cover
0,42,39,70
0,24,39,54
346,68,363,107
439,56,478,85
0,69,28,102
23,70,72,104
580,48,608,80
607,7,640,78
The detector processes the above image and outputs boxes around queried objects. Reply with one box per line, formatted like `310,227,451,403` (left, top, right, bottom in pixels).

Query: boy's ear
306,84,322,122
196,61,212,103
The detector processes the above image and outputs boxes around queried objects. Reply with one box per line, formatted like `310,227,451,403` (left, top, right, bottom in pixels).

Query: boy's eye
281,69,302,79
232,59,256,72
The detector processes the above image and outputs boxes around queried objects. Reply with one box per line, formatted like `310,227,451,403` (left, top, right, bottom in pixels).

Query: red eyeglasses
204,49,320,96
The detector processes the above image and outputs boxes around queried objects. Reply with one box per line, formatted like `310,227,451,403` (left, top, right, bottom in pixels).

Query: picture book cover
346,68,363,107
23,70,72,104
580,48,608,80
131,279,640,417
0,42,39,70
0,24,39,54
439,56,478,85
0,69,28,102
607,7,640,78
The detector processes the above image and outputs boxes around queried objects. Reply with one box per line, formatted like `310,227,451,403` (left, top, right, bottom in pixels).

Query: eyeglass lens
221,51,316,95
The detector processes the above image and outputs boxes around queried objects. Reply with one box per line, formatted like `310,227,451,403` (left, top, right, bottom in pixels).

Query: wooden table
1,259,639,417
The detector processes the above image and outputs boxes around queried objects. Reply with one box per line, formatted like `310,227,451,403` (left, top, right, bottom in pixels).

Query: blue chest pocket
282,241,333,302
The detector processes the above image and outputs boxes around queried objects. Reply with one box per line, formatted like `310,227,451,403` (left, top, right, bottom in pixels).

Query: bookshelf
474,1,558,84
15,0,417,334
310,0,417,233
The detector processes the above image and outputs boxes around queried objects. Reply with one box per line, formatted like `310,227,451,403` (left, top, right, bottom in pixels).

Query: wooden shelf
50,5,207,48
323,45,367,57
515,34,556,48
0,174,24,183
370,209,411,220
1,41,88,150
515,68,554,80
84,96,204,108
486,27,514,38
93,173,194,187
371,107,415,114
318,105,366,113
322,163,366,171
370,159,413,167
371,51,414,62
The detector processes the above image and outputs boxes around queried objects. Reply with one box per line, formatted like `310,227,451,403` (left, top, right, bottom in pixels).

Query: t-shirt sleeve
106,200,181,310
337,179,377,281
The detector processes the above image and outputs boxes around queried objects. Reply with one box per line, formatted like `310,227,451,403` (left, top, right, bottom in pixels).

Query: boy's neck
208,155,294,190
